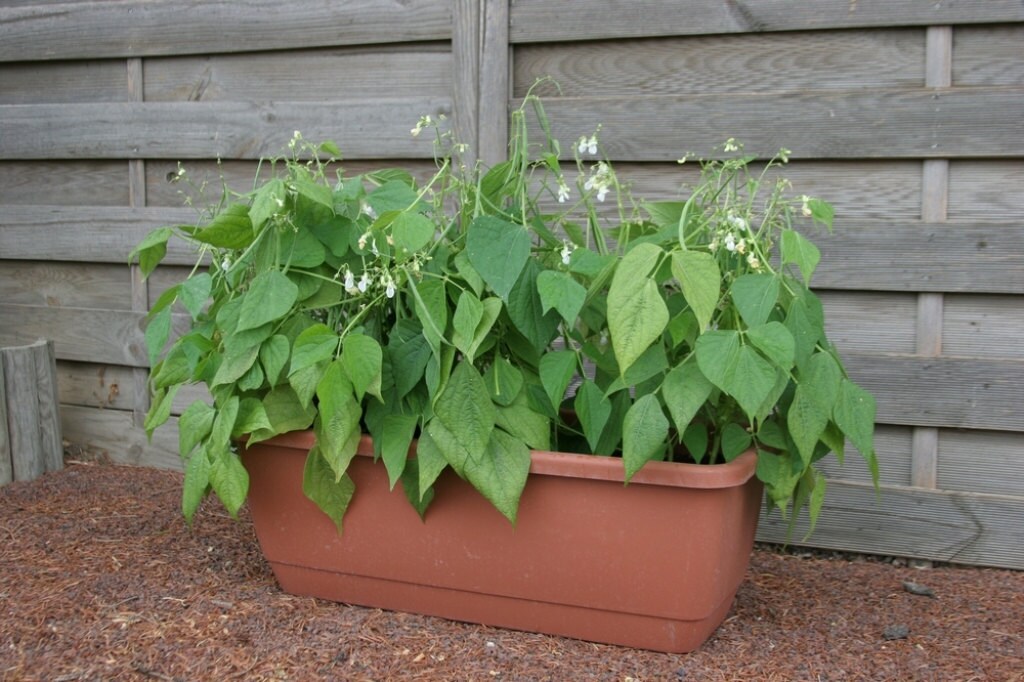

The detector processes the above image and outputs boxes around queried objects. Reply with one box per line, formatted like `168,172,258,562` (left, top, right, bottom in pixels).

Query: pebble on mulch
2,460,1023,681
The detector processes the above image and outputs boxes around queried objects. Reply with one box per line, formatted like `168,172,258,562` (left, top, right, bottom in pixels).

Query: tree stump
1,339,63,485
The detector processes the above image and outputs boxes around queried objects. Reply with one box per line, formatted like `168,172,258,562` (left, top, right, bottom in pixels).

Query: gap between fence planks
1,339,63,485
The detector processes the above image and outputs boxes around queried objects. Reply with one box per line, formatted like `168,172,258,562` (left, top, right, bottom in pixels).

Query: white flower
560,241,574,266
736,239,747,255
800,195,813,217
584,162,612,202
357,232,369,250
724,234,736,252
747,254,761,270
727,214,748,232
370,238,379,256
220,257,231,272
360,202,377,220
577,134,598,156
383,275,396,299
596,186,609,202
343,269,358,295
357,273,370,293
557,181,571,204
723,138,740,153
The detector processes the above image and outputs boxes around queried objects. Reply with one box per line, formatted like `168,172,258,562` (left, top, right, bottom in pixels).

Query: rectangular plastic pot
243,430,762,653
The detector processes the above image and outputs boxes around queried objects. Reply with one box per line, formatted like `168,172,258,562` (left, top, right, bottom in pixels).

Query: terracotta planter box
243,430,763,653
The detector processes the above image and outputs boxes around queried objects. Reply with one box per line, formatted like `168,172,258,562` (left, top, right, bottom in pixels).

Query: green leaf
392,212,435,257
181,447,211,524
388,319,431,398
178,273,212,320
506,259,560,352
574,380,611,452
730,273,779,328
454,250,485,297
756,450,801,510
178,401,215,457
807,198,835,229
255,386,316,441
192,204,254,249
380,414,417,490
461,429,532,524
208,446,249,518
211,343,259,387
452,291,484,360
485,356,523,407
278,228,326,268
495,391,550,451
289,360,327,411
315,361,362,481
367,180,420,215
302,445,356,533
833,379,877,460
661,360,713,436
143,384,179,440
670,250,720,332
539,350,577,412
249,178,286,231
151,348,191,390
781,229,821,286
605,343,668,394
415,427,449,498
237,270,298,332
537,270,586,324
410,278,448,356
721,422,752,462
466,215,532,301
131,227,172,280
608,243,669,377
746,321,796,371
788,386,828,467
695,330,777,420
399,458,435,520
144,307,172,368
341,334,383,402
622,393,670,482
682,423,708,463
210,395,240,448
293,176,335,212
290,323,339,375
232,397,272,437
804,469,827,539
259,334,290,386
430,362,495,468
801,351,842,411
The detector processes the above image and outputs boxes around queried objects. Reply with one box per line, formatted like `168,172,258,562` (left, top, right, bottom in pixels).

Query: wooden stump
1,339,63,485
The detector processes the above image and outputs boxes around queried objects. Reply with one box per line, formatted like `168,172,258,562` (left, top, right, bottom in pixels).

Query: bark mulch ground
2,460,1022,682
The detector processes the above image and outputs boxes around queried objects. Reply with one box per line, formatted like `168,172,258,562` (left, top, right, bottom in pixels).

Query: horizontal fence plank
0,0,452,62
949,161,1024,221
845,353,1024,432
943,295,1024,359
815,424,912,487
757,480,1024,569
515,29,925,97
510,0,1024,43
144,45,451,102
0,99,452,160
523,87,1024,161
819,292,917,355
0,260,132,309
0,59,130,104
0,206,197,264
939,429,1024,499
953,25,1024,87
57,360,136,411
0,161,129,205
0,303,147,367
62,405,181,470
811,221,1024,294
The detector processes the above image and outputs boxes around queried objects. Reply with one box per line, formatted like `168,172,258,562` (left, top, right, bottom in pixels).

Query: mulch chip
2,461,1023,681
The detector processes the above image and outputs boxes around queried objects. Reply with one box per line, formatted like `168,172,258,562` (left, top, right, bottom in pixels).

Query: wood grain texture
0,0,452,62
0,261,132,309
818,292,917,355
943,295,1024,359
0,59,130,104
844,353,1024,432
938,429,1024,498
143,45,451,102
0,359,9,484
61,405,182,470
56,361,136,411
515,29,925,97
451,0,481,170
809,221,1024,294
520,88,1024,161
757,479,1024,569
948,161,1024,220
32,339,63,472
477,0,510,168
0,205,200,264
0,303,148,367
1,341,48,480
954,25,1024,86
0,99,452,160
0,161,128,205
814,424,912,487
509,0,1024,43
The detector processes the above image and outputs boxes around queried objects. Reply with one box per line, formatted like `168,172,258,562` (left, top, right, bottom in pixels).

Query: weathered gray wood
0,358,10,484
0,99,452,160
0,0,452,62
31,340,63,472
0,205,198,264
939,430,1024,498
943,295,1024,359
844,353,1024,432
818,292,917,355
515,29,925,97
814,424,913,487
0,261,132,309
128,56,151,429
143,45,451,102
0,304,148,367
61,405,181,470
954,25,1024,86
522,88,1024,161
757,480,1024,570
949,161,1024,220
477,0,510,168
1,340,60,480
509,0,1024,43
452,0,481,170
809,221,1024,294
0,59,130,104
56,361,137,411
0,161,129,205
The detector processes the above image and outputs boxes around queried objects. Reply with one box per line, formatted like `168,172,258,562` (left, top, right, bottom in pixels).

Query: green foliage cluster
133,97,877,534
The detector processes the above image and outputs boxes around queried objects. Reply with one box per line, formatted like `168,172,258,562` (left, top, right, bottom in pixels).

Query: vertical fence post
1,339,63,484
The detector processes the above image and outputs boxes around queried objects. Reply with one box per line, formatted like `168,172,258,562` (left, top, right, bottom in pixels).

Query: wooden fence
1,0,1022,568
